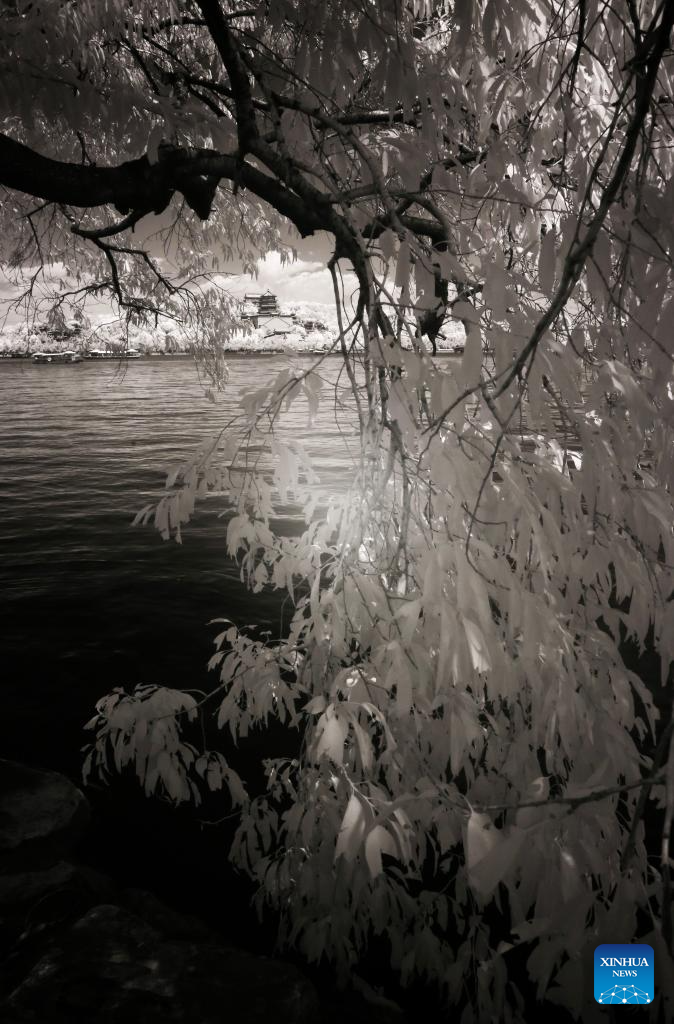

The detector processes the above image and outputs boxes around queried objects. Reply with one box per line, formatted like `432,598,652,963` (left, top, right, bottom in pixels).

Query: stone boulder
118,887,220,944
0,761,89,873
4,904,322,1024
0,762,406,1024
0,862,77,913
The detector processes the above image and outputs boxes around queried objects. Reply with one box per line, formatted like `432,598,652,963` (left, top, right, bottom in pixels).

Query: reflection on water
0,354,358,773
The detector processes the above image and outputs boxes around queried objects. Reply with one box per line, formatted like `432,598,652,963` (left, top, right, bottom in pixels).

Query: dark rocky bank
0,760,405,1024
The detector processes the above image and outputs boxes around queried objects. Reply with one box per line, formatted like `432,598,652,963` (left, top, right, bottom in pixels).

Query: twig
70,209,147,239
475,772,667,817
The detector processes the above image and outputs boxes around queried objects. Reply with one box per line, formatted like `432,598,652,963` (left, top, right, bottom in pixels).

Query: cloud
220,251,344,306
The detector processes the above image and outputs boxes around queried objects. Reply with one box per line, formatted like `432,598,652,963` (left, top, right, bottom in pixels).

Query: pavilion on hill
243,291,279,315
242,291,295,330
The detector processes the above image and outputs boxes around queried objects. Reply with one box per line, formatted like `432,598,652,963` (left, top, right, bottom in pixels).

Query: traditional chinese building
242,291,296,333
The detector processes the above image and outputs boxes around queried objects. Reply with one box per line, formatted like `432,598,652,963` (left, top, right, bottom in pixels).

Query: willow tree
3,0,674,1018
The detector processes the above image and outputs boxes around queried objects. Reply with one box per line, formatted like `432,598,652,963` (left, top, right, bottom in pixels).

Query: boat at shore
32,351,82,364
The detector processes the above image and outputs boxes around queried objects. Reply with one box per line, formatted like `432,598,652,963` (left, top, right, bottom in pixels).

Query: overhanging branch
0,134,328,238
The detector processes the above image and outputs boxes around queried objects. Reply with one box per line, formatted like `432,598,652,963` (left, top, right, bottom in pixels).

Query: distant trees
4,0,674,1018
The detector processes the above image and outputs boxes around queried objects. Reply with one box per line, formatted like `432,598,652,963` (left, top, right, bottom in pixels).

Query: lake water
0,354,360,777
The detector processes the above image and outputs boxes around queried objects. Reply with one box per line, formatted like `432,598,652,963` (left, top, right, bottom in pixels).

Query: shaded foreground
0,759,411,1024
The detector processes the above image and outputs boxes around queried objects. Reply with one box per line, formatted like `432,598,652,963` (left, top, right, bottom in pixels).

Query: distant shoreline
0,303,466,360
0,351,196,360
0,346,462,358
0,348,464,360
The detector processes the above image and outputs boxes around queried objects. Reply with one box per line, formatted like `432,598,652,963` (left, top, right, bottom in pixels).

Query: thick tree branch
0,132,170,212
0,134,326,237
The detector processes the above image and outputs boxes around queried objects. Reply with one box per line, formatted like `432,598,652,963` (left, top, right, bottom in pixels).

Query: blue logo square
594,944,654,1005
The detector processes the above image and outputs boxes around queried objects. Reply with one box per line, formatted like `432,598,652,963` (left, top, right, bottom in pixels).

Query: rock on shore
0,760,404,1024
0,760,90,874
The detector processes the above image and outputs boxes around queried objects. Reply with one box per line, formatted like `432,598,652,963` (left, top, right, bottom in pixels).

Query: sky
0,240,353,327
219,251,337,305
